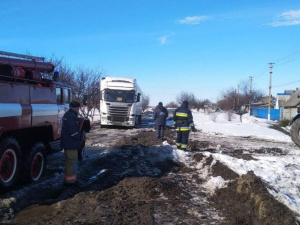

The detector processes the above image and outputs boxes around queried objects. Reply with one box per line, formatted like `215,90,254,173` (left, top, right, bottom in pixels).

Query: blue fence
251,108,280,121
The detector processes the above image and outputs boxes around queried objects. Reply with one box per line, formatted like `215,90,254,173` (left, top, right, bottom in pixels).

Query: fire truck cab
0,51,90,190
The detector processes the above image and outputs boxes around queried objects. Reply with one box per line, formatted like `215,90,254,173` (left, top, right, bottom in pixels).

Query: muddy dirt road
0,121,298,225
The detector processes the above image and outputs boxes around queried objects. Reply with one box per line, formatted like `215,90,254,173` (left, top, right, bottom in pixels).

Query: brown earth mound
209,170,297,225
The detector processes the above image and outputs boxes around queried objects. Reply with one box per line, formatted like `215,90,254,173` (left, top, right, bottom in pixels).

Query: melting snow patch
202,176,228,195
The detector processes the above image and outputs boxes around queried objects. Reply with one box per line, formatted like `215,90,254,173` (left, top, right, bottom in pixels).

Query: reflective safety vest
173,106,194,131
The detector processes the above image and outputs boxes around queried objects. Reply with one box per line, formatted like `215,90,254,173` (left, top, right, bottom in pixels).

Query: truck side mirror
100,92,102,100
137,93,141,102
83,95,88,105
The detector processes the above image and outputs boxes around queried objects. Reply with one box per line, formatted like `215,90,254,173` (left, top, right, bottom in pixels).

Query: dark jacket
154,105,169,126
61,109,81,150
173,101,194,131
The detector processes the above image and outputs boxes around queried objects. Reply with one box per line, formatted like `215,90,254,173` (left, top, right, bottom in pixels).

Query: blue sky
1,0,300,106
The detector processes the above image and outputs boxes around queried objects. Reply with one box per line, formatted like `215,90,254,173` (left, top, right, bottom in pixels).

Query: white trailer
100,77,143,127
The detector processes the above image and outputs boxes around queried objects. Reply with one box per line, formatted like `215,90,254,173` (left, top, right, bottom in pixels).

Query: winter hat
158,102,163,106
182,100,188,108
70,101,80,108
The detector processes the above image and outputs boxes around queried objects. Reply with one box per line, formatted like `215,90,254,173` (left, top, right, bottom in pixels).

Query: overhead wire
251,49,300,90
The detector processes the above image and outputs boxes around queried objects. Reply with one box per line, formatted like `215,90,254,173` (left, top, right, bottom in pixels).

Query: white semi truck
100,77,143,127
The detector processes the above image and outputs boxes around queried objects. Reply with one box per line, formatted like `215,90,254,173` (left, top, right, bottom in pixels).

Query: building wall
282,108,298,120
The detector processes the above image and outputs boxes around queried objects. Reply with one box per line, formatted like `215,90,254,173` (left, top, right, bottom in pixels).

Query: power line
253,49,300,79
273,79,300,88
275,55,300,67
274,49,300,63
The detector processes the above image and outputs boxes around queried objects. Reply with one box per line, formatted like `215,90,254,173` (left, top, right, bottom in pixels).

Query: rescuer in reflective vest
173,100,196,150
61,101,82,187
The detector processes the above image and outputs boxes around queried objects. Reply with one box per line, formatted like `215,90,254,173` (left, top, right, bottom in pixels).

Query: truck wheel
24,142,47,182
291,118,300,148
0,137,21,189
78,131,86,161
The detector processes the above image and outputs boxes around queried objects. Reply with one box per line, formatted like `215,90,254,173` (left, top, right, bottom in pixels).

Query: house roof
283,89,300,107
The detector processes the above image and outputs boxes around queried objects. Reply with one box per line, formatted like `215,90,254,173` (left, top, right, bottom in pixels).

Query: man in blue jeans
154,102,169,141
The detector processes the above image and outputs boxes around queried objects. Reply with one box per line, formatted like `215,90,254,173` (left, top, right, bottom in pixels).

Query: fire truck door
56,88,66,139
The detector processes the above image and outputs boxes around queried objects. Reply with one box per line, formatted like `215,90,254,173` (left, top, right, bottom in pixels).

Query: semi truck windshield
104,90,135,103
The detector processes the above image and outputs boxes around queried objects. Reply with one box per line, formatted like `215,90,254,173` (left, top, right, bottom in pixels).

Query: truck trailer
100,77,142,127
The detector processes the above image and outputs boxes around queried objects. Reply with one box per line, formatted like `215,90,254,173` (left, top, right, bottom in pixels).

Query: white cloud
177,16,209,25
269,10,300,27
158,36,168,45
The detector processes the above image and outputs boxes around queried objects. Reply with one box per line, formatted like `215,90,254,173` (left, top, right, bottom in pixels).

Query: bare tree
217,88,238,111
72,67,102,119
194,98,206,111
176,91,195,108
44,56,103,119
165,101,178,108
217,79,264,112
226,110,235,121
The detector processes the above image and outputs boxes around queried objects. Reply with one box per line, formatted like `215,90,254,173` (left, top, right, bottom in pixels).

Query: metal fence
251,108,280,121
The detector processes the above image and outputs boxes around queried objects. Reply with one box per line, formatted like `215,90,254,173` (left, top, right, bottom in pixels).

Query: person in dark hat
61,101,82,187
154,102,169,141
173,100,196,150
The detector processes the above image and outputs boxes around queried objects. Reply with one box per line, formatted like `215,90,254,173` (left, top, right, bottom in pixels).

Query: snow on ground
183,111,300,216
193,110,292,142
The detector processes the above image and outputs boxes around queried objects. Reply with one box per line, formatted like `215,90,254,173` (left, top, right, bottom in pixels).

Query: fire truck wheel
23,142,47,182
0,137,21,189
291,118,300,148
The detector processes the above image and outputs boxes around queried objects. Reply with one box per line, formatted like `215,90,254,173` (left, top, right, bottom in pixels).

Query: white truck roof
100,77,137,91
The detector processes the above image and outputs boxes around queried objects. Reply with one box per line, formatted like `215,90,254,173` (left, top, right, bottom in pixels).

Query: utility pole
249,76,253,115
268,63,274,121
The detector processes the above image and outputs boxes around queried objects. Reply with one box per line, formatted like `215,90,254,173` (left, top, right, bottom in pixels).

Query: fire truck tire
78,131,86,161
0,137,21,189
291,118,300,148
23,142,47,182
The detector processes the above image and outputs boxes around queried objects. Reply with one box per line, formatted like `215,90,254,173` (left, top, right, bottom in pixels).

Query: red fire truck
0,51,90,190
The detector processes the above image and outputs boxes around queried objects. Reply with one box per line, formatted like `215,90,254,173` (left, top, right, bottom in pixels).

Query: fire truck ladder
0,51,45,62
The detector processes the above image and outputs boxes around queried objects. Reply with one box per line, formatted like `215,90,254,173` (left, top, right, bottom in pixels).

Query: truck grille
108,106,129,117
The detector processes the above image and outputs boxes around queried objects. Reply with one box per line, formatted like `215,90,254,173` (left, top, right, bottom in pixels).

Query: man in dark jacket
173,100,196,150
61,101,82,187
154,102,169,140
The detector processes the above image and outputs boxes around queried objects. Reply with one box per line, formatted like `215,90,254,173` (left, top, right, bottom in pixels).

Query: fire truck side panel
0,104,22,131
0,83,31,131
30,86,62,140
0,82,30,104
21,104,32,128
